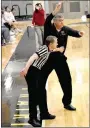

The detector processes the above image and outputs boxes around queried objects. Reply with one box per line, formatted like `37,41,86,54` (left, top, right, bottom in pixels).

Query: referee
39,2,84,113
20,36,59,127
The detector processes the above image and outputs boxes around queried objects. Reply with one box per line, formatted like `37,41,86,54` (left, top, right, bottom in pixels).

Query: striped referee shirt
32,45,50,70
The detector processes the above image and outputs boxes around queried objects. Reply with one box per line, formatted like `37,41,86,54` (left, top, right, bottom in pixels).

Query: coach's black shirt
44,13,81,53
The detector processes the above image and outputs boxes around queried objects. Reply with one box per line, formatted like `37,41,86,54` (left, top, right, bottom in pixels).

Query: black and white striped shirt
32,45,50,70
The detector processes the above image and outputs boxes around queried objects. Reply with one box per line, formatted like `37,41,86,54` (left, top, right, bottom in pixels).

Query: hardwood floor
44,57,89,127
2,33,23,72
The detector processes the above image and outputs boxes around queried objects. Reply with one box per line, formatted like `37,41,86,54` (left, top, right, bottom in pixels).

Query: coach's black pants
38,52,72,116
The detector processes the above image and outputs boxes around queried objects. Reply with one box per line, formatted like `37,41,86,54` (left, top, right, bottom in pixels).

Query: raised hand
52,1,63,15
35,5,40,10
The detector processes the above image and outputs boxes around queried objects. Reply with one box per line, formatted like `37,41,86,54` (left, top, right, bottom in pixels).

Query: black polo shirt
44,13,81,53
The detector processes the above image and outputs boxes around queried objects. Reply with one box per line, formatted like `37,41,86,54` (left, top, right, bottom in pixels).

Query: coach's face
54,18,64,28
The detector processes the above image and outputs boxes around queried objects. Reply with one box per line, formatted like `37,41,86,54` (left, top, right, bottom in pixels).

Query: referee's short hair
45,36,57,46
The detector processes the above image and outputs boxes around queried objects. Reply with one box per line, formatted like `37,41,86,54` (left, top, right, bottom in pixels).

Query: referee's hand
59,46,64,53
53,46,64,53
20,68,27,77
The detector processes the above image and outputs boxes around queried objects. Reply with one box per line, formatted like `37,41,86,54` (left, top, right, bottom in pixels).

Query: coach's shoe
64,104,76,111
28,118,41,127
41,113,56,120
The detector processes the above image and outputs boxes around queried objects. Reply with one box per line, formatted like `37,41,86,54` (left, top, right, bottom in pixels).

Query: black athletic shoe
41,113,56,120
28,118,41,127
64,104,76,111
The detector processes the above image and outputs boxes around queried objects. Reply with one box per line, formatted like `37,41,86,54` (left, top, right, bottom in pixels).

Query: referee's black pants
38,52,72,115
25,66,40,119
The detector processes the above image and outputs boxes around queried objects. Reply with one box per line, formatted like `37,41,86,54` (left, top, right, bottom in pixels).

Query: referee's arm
20,53,39,77
25,53,39,72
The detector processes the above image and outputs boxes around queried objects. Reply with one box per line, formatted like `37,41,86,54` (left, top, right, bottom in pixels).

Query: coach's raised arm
43,2,84,53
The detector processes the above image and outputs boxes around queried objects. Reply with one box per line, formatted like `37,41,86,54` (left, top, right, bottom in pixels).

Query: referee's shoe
28,118,42,127
41,113,56,120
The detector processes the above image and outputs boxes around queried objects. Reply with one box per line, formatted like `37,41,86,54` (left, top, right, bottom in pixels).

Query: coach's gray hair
53,14,64,21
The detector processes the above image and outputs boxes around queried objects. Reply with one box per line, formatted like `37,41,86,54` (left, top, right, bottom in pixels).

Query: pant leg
38,55,54,115
35,26,43,46
38,73,49,115
1,27,4,44
4,23,11,30
1,36,4,45
2,26,10,43
40,26,44,41
51,52,72,106
25,66,39,119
